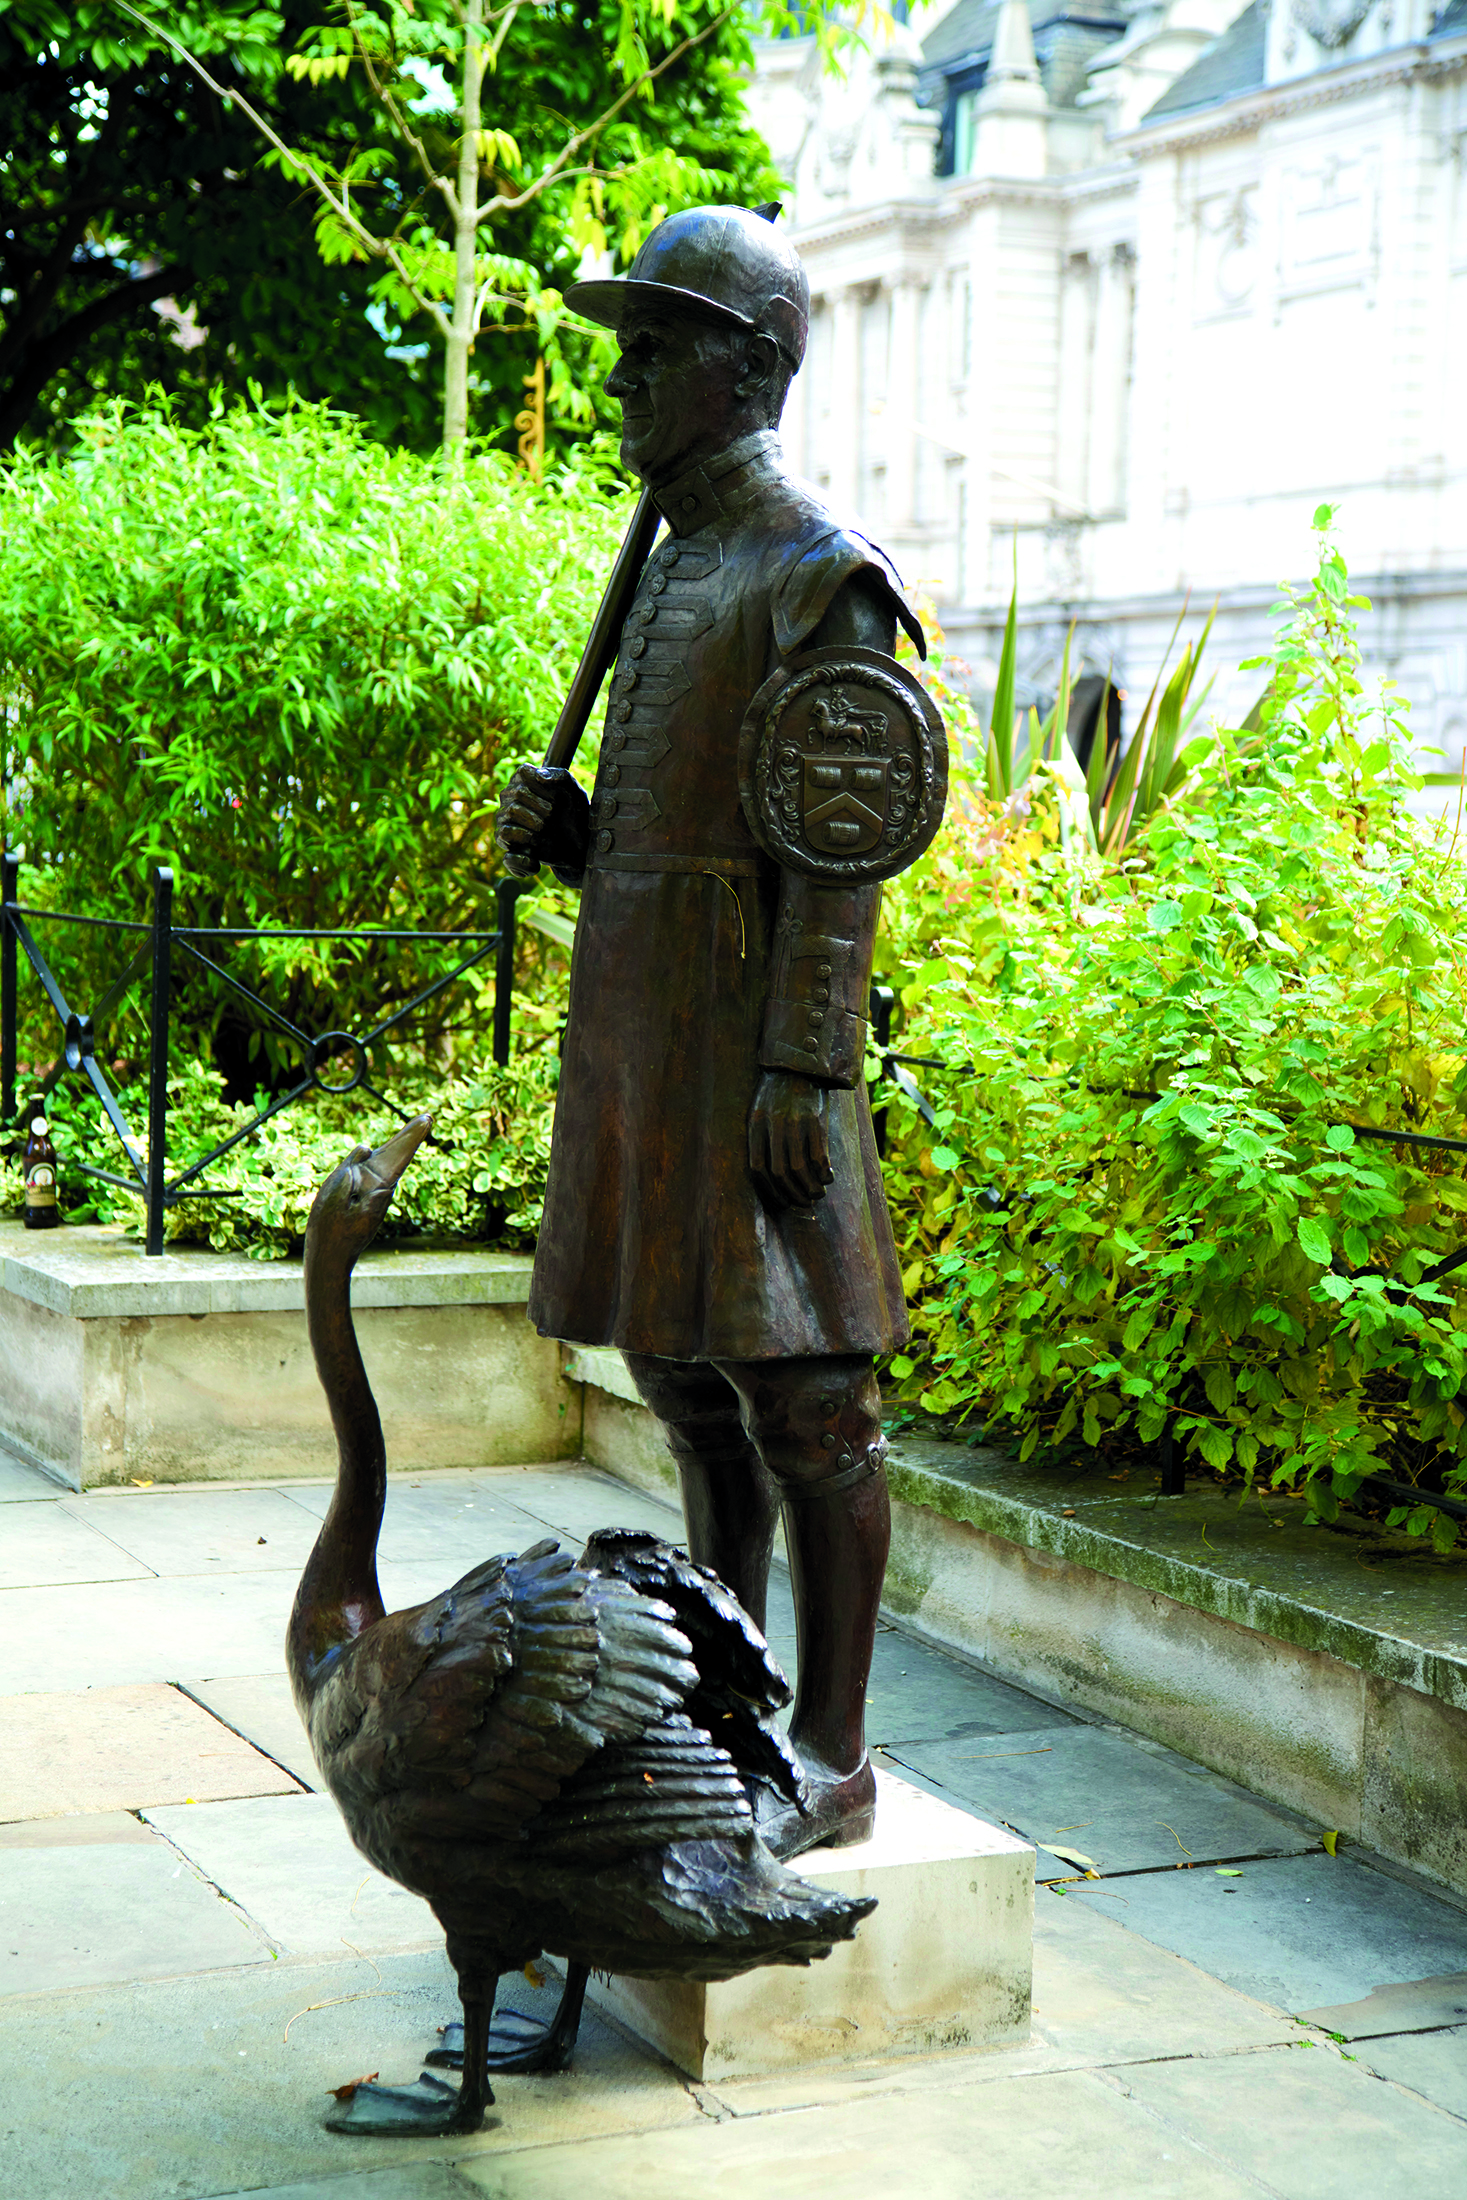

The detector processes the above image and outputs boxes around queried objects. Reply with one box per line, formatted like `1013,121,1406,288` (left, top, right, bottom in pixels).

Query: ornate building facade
748,0,1467,765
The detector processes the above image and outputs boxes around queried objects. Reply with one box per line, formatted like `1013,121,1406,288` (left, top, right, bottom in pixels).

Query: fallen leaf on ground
1322,1830,1341,1856
1216,1868,1243,1877
1037,1843,1100,1872
327,2073,378,2101
524,1961,545,1987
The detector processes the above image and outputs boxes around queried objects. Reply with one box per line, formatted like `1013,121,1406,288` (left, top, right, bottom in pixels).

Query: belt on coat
587,852,763,877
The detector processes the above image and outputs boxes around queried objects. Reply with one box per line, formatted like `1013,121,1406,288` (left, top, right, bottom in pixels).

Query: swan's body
287,1117,875,2136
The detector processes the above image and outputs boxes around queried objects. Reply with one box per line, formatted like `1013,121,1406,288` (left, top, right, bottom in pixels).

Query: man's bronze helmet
566,204,810,373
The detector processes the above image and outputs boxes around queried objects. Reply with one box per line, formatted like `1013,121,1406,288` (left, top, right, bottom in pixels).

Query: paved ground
2,1450,1465,2200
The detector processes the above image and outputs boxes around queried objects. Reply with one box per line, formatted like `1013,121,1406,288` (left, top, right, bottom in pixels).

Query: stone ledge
0,1222,533,1319
883,1438,1467,1719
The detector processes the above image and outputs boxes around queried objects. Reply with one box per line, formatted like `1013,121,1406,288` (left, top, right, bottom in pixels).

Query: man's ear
734,332,781,405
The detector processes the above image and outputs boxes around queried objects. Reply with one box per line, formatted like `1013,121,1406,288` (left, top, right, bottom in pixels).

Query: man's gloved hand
748,1071,836,1208
495,764,591,884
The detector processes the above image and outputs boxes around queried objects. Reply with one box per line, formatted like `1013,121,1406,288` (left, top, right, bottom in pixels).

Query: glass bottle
23,1113,60,1230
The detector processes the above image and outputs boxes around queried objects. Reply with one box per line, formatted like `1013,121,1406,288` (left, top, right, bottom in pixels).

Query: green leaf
1149,901,1184,933
1296,1217,1332,1266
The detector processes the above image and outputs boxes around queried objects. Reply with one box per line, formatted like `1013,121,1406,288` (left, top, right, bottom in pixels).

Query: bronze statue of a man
496,206,945,1858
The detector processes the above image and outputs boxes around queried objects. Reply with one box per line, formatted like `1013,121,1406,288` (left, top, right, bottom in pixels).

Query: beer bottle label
25,1163,57,1209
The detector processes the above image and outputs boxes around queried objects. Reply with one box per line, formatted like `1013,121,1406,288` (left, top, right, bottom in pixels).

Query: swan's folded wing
526,1713,755,1864
455,1543,699,1835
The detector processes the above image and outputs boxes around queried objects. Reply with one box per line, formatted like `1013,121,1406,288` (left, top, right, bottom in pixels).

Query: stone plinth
0,1223,573,1487
585,1771,1034,2082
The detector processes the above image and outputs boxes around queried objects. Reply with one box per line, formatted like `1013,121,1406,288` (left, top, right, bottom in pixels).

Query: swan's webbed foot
323,2070,494,2136
426,1962,589,2076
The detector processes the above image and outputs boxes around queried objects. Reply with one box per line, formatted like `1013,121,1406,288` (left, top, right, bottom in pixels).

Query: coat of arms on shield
738,646,948,884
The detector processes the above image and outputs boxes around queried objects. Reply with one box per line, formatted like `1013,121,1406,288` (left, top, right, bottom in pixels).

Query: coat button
606,730,627,751
613,699,632,721
648,572,668,595
629,636,647,658
811,986,829,1003
660,543,681,567
595,828,615,853
638,603,658,625
604,762,621,786
817,962,832,977
681,494,698,513
808,1010,825,1028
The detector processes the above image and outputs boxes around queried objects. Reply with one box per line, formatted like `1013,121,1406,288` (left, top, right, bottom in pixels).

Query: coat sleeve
757,527,909,1089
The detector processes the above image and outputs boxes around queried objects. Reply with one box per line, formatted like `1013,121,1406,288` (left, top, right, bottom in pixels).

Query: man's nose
605,355,637,398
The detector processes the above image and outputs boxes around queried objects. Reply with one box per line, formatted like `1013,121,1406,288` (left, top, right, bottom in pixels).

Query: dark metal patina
496,204,948,1861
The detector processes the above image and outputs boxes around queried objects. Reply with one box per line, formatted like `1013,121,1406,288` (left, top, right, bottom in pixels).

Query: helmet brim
564,276,755,337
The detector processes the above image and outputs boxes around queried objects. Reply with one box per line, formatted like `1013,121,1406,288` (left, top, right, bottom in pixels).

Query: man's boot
737,1356,891,1858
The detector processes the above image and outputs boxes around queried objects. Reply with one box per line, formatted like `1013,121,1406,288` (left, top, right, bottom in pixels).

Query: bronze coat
528,432,918,1362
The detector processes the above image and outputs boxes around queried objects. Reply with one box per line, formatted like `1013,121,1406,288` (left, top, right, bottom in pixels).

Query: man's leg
622,1352,780,1633
720,1353,890,1858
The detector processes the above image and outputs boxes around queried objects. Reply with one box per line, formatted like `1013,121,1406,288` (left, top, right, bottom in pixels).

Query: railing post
493,878,522,1068
1,852,17,1126
870,983,895,1157
146,866,173,1257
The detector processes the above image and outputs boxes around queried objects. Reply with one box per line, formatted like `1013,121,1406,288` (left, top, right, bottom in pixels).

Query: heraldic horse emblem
802,689,892,854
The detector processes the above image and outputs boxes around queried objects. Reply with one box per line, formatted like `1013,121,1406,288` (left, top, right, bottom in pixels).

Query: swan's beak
365,1113,434,1190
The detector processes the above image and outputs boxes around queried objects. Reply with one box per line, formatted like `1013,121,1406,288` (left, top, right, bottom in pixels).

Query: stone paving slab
1068,1849,1467,2013
0,1560,459,1695
0,1838,272,1997
144,1792,443,1958
183,1674,320,1790
208,2174,481,2200
0,1810,158,1847
1119,2040,1467,2198
0,1498,153,1589
282,1475,563,1566
70,1486,326,1576
1356,2026,1467,2119
456,2066,1266,2200
0,1681,302,1821
0,1444,64,1501
865,1628,1078,1748
887,1723,1318,1877
0,1948,706,2200
1296,1970,1467,2038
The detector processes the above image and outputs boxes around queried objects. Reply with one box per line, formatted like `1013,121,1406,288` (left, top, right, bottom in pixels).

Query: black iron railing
1,856,531,1255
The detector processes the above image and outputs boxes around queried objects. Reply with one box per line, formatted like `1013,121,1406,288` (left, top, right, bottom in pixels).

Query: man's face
604,309,746,485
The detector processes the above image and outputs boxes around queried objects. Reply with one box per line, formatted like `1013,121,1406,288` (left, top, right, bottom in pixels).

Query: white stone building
748,0,1467,766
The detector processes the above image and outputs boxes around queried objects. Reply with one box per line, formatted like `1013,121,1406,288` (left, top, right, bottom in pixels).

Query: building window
953,90,978,177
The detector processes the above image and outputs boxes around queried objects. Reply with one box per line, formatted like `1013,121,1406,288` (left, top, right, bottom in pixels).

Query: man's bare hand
749,1071,835,1208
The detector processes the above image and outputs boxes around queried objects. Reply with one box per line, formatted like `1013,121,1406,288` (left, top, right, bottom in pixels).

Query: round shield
738,646,948,883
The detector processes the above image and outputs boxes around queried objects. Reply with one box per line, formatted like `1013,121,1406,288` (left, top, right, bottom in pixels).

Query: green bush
0,394,623,1088
878,511,1467,1549
1,1048,558,1257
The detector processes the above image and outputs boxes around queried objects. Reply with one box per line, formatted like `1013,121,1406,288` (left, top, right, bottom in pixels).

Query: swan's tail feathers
581,1832,877,1981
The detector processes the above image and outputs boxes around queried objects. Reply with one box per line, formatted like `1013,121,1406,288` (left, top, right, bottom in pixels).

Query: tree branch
0,264,185,450
110,1,453,342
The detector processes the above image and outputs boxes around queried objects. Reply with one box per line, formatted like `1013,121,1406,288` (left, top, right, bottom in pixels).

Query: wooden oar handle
501,485,661,878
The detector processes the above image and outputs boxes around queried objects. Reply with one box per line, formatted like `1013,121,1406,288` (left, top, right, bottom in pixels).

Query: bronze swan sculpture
288,1115,876,2136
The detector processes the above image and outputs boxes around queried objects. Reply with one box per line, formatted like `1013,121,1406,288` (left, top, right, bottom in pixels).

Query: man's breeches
622,1350,885,1497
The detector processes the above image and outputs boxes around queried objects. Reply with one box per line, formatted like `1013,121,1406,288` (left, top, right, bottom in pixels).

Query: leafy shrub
0,393,623,1087
1,1048,558,1258
878,511,1467,1549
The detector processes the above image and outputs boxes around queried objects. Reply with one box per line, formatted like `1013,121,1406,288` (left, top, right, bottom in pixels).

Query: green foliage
0,0,783,451
0,394,612,1082
976,560,1215,859
0,1047,559,1254
879,511,1467,1549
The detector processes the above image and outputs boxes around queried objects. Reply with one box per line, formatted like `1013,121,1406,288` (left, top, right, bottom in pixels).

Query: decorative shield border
737,645,949,883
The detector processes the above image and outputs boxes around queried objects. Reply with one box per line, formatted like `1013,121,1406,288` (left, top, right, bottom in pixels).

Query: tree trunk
443,0,486,448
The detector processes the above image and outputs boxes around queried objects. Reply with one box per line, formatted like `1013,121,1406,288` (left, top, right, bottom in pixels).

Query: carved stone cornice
1118,34,1467,158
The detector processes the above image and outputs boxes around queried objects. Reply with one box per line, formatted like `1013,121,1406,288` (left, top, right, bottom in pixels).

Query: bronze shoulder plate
737,646,948,883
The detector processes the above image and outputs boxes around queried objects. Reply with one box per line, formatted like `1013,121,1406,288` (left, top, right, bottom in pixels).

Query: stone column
884,274,921,538
827,285,862,517
1089,244,1135,518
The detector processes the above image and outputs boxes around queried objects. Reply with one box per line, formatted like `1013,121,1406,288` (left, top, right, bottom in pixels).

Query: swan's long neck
287,1234,387,1703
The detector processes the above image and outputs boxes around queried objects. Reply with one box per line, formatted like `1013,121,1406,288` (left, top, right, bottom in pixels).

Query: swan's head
306,1114,434,1268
